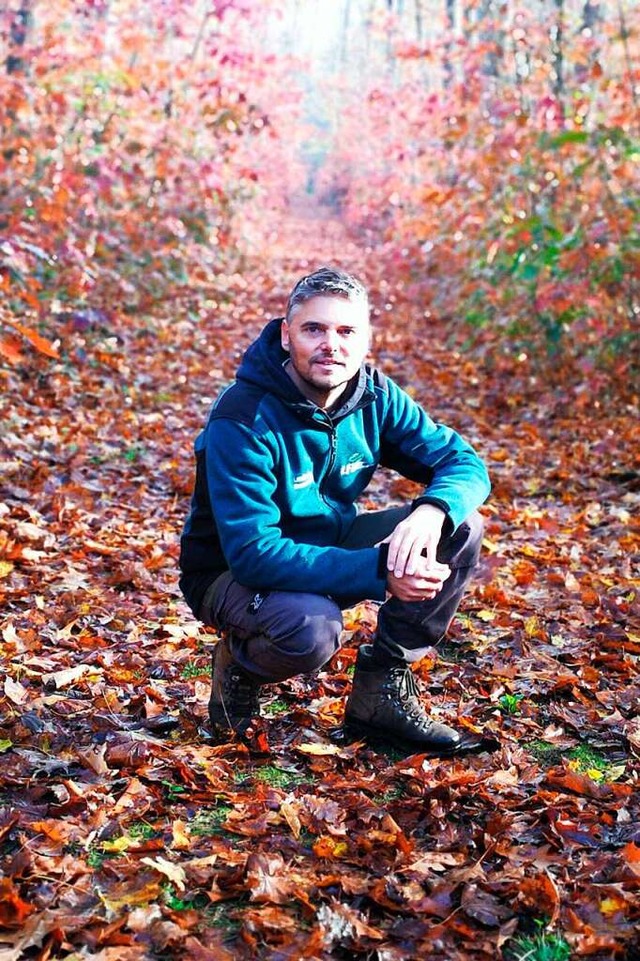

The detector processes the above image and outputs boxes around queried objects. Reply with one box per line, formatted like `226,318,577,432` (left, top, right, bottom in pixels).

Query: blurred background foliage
0,0,638,393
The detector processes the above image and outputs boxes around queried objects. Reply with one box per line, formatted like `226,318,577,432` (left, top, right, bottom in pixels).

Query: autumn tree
0,0,305,365
312,0,639,392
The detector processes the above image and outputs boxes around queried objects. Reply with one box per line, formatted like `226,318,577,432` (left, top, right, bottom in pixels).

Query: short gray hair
285,266,369,322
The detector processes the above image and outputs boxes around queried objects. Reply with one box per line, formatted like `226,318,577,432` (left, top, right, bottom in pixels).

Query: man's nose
321,330,340,352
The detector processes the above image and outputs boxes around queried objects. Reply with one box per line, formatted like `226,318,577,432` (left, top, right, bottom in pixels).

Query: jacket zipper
326,426,337,483
319,421,340,517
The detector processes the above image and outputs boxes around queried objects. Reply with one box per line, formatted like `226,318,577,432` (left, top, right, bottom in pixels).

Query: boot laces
224,665,260,714
386,667,432,724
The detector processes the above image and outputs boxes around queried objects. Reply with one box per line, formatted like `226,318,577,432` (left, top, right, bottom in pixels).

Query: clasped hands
378,504,450,602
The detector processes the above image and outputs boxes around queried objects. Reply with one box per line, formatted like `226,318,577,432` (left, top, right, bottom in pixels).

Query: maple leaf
140,856,187,891
245,852,296,905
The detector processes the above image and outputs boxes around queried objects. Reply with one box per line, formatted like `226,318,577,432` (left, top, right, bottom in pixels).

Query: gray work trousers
199,508,484,683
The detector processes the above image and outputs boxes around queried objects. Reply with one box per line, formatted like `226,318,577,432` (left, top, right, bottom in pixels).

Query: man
179,267,490,754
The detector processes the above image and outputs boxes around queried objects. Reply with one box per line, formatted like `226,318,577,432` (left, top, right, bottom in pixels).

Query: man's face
281,294,370,410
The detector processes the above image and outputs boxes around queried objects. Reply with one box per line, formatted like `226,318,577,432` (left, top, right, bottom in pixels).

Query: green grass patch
236,764,307,789
86,845,122,869
162,883,209,912
255,765,307,789
505,929,572,961
181,659,212,680
190,805,234,836
123,445,145,462
203,899,245,935
373,785,407,804
528,740,625,782
263,697,289,716
162,779,188,801
528,740,564,766
127,820,159,840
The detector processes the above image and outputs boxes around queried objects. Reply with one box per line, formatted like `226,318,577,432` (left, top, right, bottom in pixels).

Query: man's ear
280,319,290,351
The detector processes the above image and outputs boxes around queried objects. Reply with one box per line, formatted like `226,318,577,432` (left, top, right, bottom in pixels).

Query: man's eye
340,329,355,336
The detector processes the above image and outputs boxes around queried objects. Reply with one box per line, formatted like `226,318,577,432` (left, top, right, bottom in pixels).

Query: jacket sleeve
379,378,491,530
204,418,388,599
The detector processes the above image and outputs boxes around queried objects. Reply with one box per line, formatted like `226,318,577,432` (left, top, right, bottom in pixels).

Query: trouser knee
438,510,484,568
288,613,342,673
234,604,343,683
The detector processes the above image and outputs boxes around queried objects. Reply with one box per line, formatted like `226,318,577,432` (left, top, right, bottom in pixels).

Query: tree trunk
341,0,352,65
443,0,455,88
6,0,32,75
574,0,601,87
477,0,503,78
551,0,565,103
414,0,423,42
581,0,601,30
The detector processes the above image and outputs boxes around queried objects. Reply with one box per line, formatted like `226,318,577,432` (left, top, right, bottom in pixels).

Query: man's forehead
290,295,370,324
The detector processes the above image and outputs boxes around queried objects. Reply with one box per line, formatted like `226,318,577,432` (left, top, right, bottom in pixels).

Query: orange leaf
0,878,34,927
5,319,59,359
0,336,24,364
313,836,349,859
518,870,560,924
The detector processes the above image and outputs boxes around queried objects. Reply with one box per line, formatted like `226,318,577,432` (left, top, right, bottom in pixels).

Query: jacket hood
237,317,374,420
237,318,296,400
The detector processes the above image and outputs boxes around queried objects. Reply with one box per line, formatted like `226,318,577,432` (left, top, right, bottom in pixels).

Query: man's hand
379,504,451,602
386,566,450,602
383,503,449,578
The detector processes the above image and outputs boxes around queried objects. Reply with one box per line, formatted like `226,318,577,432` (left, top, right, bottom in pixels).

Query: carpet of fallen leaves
1,216,639,961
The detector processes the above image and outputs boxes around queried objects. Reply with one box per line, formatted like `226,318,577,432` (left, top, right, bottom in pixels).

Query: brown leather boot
208,635,261,740
344,644,462,754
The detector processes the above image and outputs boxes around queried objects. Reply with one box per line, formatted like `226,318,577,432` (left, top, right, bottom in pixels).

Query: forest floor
1,214,639,960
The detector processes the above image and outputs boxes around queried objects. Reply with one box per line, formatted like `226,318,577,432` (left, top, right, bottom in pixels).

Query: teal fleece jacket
179,318,490,615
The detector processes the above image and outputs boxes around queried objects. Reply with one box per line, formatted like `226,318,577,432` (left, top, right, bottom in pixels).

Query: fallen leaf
3,677,28,705
140,856,187,891
42,664,103,688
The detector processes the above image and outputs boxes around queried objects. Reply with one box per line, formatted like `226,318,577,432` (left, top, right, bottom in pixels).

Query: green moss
528,741,564,766
528,740,625,782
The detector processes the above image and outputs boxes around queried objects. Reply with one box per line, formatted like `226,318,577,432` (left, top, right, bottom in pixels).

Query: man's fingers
387,531,410,576
375,534,392,547
404,539,424,576
386,567,449,602
415,558,451,581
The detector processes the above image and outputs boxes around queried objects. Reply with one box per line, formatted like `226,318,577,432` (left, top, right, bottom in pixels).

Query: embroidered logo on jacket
340,458,369,477
293,470,314,489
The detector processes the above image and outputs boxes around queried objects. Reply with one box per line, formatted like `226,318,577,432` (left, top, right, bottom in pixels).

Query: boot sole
343,718,496,757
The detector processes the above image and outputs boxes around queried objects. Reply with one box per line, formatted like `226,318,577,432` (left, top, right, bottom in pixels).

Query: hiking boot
208,635,261,740
344,644,462,754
